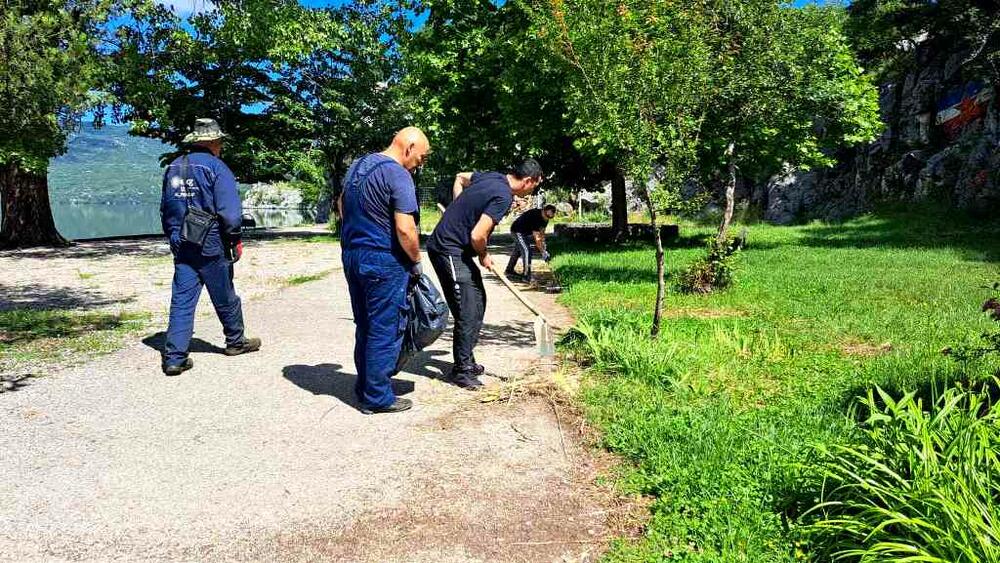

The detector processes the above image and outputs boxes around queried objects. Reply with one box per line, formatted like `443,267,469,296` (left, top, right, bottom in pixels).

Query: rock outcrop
241,182,306,209
765,46,999,224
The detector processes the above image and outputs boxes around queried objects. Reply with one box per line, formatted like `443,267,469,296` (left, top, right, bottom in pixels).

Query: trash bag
396,273,450,372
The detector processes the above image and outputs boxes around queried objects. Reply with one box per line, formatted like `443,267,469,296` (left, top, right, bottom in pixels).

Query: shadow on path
282,363,415,411
398,349,451,380
0,240,168,261
0,283,131,312
141,332,227,355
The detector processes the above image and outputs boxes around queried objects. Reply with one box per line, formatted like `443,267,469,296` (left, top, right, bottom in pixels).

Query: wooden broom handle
489,265,549,323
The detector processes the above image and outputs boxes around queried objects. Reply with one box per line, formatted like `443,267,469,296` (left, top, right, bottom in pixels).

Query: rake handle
489,265,549,324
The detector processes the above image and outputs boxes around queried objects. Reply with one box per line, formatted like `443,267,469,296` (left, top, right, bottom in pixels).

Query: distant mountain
49,125,174,205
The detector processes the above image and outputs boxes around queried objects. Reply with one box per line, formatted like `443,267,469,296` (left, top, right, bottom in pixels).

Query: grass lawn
551,209,1000,561
0,309,148,374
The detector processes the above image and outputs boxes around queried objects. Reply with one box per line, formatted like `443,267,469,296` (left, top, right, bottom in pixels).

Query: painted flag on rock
935,82,994,140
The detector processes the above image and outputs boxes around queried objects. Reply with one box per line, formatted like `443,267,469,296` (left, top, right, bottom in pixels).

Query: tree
0,0,131,248
696,2,881,242
535,0,713,336
302,0,414,219
107,0,337,182
847,0,1000,81
404,0,631,233
110,0,414,220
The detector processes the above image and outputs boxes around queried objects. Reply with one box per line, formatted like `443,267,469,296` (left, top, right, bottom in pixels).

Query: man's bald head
384,127,431,172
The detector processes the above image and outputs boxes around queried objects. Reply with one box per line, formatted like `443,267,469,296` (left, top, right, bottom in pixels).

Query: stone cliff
765,46,998,224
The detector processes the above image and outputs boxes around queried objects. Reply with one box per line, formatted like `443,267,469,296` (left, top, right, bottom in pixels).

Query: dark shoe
224,337,261,356
449,370,484,390
360,398,413,415
162,357,194,376
471,363,486,376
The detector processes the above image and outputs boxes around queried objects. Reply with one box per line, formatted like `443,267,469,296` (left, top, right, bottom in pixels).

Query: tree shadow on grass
0,309,137,345
0,283,131,312
754,210,1000,263
281,363,415,411
836,368,1000,424
543,231,712,286
141,332,227,355
0,239,168,261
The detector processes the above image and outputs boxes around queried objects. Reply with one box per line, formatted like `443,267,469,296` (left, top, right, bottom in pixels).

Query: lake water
51,203,315,240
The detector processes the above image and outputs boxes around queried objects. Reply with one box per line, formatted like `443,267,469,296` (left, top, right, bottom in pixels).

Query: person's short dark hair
543,205,557,214
511,158,543,180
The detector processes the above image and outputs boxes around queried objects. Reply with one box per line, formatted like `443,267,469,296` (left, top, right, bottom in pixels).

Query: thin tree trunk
611,165,628,239
717,142,737,243
0,162,68,249
650,202,665,338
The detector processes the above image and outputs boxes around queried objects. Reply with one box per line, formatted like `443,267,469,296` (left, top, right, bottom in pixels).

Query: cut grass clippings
284,269,335,286
551,207,1000,561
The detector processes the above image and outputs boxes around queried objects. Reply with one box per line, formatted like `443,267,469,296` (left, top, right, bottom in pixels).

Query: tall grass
552,208,1000,561
799,381,1000,562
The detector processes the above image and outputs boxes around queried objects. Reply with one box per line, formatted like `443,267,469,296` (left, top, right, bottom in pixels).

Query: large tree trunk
611,165,628,239
0,162,68,249
717,142,737,243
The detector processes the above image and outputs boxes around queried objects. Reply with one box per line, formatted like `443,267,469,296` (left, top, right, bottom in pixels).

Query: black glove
542,250,552,263
409,261,423,279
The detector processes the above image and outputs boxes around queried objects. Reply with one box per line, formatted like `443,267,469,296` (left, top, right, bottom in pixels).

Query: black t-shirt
510,208,549,235
427,172,514,257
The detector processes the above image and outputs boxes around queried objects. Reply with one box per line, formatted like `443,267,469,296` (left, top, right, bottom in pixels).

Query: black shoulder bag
179,155,216,247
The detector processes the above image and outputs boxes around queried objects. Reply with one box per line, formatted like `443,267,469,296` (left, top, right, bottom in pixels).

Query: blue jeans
343,248,409,409
164,246,246,365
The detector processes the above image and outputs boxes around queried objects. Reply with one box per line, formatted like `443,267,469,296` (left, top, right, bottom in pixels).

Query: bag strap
347,156,395,195
181,155,191,211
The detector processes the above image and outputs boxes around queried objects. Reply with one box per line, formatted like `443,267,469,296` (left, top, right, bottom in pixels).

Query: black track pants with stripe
429,251,486,373
505,232,533,280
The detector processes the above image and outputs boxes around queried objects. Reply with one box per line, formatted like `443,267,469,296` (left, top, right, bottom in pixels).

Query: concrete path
0,246,608,562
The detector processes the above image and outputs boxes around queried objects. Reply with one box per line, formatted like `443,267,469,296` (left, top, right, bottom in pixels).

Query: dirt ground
0,230,628,562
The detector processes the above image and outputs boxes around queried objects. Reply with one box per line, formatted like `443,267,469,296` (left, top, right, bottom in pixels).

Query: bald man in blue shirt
339,127,430,414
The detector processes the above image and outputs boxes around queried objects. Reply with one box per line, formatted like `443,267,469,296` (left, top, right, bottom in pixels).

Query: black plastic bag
396,273,450,372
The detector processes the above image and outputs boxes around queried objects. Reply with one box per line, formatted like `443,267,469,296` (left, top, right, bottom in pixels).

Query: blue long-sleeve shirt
160,147,242,256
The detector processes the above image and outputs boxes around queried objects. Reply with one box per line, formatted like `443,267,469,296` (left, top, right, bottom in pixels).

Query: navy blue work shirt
340,153,419,259
510,208,549,235
160,146,242,257
427,172,514,257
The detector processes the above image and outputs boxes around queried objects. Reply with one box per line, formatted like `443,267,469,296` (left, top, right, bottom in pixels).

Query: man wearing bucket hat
159,118,261,376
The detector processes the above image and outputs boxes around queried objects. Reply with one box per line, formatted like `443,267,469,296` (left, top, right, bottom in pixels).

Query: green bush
797,379,1000,562
678,235,741,294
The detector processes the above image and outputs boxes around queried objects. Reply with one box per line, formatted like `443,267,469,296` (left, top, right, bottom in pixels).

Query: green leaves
107,0,412,194
0,0,136,171
799,379,1000,562
402,0,601,186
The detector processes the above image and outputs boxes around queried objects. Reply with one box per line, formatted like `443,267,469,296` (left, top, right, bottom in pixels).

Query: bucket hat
182,118,228,143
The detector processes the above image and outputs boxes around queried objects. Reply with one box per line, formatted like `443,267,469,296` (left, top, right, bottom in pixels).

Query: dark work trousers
343,248,410,409
505,232,534,280
429,251,486,374
164,246,246,366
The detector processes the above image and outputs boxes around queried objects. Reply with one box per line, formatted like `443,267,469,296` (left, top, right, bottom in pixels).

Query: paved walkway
0,244,608,562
